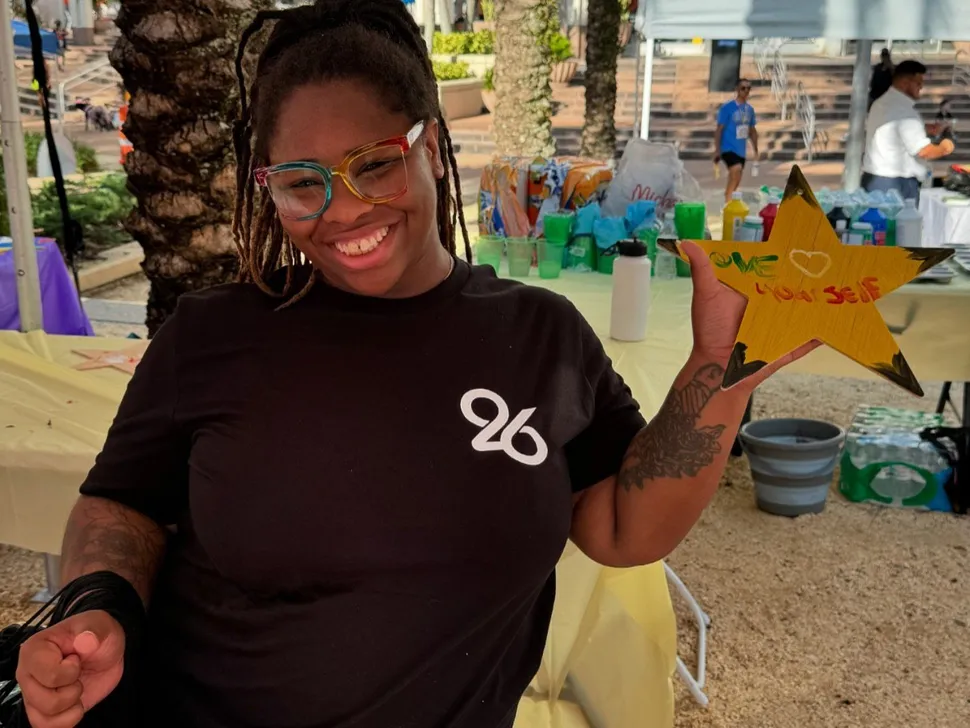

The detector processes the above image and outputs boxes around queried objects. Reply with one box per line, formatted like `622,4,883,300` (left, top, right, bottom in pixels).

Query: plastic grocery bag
601,139,702,218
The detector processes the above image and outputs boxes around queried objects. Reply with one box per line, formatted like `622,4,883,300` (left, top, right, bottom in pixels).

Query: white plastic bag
601,139,702,218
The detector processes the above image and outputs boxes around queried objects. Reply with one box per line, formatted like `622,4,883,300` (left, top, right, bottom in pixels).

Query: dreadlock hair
231,0,472,304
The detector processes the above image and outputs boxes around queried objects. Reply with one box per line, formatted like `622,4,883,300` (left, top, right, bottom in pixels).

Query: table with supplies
919,188,970,248
3,268,970,727
0,238,93,336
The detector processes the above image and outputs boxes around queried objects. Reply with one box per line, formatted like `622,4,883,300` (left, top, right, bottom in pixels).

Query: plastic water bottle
759,196,780,239
610,240,652,342
859,206,889,246
894,198,923,248
655,218,679,280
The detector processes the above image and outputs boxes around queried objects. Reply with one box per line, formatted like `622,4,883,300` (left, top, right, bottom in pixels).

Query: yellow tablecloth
532,272,970,383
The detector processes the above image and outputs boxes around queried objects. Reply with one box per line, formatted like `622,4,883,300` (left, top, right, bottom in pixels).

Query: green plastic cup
475,235,504,273
597,249,617,275
543,212,575,244
537,240,566,279
674,202,705,278
674,202,707,239
507,238,534,277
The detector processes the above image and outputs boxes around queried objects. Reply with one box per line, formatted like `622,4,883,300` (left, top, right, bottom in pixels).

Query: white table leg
31,554,61,603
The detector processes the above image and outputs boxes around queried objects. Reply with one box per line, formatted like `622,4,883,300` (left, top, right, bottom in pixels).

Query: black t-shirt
80,260,645,728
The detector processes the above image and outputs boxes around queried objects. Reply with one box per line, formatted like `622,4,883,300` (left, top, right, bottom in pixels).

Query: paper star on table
72,344,148,375
660,166,953,397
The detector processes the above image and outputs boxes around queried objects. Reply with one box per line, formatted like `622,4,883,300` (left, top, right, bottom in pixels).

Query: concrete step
450,126,844,162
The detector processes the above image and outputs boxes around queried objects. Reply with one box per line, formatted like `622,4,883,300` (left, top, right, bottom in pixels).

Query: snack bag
562,163,613,212
479,157,530,237
528,157,569,231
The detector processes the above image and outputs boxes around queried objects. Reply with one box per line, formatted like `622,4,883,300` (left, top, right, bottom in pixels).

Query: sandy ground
669,375,970,728
1,371,967,726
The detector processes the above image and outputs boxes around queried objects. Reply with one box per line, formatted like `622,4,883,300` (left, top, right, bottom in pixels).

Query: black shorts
721,151,746,169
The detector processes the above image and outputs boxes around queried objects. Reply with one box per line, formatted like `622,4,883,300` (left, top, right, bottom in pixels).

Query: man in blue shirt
714,79,760,203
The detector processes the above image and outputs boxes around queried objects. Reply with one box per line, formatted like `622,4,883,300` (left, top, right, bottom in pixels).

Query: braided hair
232,0,472,303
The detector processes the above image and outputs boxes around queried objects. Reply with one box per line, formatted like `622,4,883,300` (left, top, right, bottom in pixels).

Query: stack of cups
673,202,706,277
541,212,575,280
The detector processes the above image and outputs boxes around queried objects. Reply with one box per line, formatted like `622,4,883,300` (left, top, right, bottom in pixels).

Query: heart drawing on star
788,249,832,278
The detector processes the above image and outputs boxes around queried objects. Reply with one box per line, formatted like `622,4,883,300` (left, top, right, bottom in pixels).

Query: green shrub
468,30,495,54
547,32,573,63
483,67,495,91
433,30,494,55
432,31,469,55
24,132,43,176
433,60,473,82
73,142,100,174
31,173,134,253
480,0,495,21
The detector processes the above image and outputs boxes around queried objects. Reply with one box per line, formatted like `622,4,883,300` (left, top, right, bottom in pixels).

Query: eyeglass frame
253,120,427,222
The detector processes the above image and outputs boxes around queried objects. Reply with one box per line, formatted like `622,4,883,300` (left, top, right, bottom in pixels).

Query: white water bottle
895,198,923,247
610,240,652,342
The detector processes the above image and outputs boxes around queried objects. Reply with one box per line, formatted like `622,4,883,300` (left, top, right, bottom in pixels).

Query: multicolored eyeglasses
254,121,426,221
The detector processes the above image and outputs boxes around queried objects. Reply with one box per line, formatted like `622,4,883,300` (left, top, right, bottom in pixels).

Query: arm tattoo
617,363,728,492
62,497,167,604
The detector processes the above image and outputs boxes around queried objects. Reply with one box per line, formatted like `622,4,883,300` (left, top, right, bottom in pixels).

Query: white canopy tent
633,0,970,191
634,0,970,40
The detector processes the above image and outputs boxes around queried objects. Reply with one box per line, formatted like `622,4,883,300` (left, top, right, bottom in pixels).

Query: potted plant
548,32,577,87
434,61,484,121
473,0,495,32
482,67,496,113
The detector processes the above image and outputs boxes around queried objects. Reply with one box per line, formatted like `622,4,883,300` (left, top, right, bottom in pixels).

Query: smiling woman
232,4,471,300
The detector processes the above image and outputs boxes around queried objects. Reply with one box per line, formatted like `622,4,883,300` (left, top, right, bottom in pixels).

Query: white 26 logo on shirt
460,388,549,466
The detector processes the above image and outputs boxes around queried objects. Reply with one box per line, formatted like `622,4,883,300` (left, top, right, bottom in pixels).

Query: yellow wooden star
72,344,148,375
661,166,953,396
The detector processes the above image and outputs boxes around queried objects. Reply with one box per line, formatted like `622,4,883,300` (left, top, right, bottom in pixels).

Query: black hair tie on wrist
0,571,146,727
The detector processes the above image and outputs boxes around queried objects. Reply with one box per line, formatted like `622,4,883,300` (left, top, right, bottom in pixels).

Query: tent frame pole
842,39,872,192
1,0,43,332
639,36,654,140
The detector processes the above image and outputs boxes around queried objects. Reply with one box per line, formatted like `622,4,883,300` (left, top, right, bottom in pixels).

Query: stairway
449,55,970,162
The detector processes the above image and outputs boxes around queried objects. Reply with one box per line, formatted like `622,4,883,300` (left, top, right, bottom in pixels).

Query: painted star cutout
661,166,953,396
72,344,148,375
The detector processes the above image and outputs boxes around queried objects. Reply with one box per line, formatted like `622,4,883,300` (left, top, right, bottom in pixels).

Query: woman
14,2,815,727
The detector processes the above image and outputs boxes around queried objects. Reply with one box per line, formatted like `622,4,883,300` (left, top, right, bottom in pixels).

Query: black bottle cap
617,239,647,257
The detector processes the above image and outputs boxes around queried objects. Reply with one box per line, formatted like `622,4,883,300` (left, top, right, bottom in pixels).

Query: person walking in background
869,48,894,110
714,78,759,203
53,20,68,70
862,60,955,202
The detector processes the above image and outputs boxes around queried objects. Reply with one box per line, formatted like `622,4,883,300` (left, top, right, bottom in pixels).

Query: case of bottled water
839,406,953,512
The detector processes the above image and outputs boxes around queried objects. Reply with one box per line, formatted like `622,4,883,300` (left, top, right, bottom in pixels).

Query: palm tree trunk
492,0,557,158
110,0,267,336
580,0,621,160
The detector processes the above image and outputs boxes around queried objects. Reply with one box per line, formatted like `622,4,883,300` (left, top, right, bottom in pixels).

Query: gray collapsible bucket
739,419,846,517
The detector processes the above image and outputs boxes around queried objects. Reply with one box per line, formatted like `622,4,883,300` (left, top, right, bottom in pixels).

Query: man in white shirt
862,60,955,202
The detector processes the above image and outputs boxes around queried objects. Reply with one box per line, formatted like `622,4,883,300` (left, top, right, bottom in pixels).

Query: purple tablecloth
0,238,94,336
